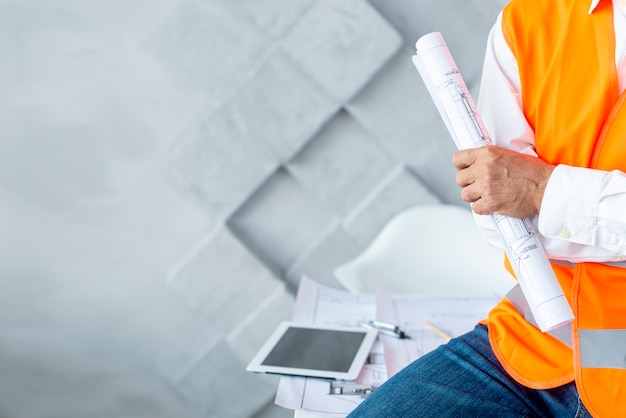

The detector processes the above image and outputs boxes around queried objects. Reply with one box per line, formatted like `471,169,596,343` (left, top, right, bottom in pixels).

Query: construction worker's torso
488,0,626,416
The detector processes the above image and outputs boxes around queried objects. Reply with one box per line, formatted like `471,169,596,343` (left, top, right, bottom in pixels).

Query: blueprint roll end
415,32,446,55
536,295,575,332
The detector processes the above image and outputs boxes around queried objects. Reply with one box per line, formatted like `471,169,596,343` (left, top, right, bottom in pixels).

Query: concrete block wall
2,0,507,417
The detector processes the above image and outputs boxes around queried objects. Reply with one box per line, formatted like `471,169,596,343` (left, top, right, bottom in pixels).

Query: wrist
534,163,556,214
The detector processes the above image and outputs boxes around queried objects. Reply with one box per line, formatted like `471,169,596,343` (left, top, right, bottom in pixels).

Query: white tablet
246,321,378,380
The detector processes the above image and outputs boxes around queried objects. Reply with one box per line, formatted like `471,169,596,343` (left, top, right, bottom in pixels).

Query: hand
452,145,555,218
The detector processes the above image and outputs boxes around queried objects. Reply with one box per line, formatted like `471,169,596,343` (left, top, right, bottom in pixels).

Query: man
348,0,626,416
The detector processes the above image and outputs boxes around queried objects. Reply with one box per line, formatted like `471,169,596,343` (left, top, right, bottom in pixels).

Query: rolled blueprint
412,32,574,332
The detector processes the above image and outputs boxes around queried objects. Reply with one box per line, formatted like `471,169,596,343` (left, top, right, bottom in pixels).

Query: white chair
334,204,513,297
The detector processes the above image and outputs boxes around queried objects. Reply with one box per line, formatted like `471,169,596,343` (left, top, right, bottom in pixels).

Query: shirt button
559,229,571,239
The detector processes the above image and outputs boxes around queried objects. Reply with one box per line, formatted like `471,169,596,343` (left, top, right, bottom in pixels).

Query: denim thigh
348,325,591,418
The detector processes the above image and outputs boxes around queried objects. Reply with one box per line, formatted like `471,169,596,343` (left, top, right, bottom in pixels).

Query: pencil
423,321,453,342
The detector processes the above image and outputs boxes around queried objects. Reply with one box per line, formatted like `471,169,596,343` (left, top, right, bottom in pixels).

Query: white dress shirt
475,0,626,261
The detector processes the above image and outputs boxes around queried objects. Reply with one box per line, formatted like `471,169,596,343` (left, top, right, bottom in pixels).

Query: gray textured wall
2,0,506,417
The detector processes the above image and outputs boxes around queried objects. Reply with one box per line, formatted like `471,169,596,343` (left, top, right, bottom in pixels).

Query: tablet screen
261,326,367,372
247,322,378,380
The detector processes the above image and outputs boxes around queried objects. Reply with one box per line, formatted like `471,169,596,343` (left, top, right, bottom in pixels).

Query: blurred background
2,0,507,416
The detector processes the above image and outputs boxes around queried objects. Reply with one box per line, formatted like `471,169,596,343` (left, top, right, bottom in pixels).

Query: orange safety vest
486,0,626,416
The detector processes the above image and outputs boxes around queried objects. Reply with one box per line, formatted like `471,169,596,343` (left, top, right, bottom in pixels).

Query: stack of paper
275,276,498,417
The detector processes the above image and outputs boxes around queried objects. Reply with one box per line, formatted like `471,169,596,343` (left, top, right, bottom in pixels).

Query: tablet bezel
246,321,378,380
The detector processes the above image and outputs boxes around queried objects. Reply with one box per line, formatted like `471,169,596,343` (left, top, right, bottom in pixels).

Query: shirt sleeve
475,12,626,261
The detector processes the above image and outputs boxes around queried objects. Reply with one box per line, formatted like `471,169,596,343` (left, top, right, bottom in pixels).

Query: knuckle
454,172,463,186
460,188,473,203
451,153,460,166
472,203,487,215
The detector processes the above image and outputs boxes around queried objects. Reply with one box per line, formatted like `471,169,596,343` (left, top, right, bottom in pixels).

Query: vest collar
589,0,601,14
589,0,620,14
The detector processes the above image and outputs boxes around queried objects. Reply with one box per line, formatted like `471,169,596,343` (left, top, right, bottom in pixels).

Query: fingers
451,148,478,169
453,145,504,187
455,166,474,188
459,182,479,203
452,146,500,215
460,184,495,215
469,198,493,216
453,148,481,188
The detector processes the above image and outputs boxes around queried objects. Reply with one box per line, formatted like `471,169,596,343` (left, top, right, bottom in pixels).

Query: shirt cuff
538,164,604,246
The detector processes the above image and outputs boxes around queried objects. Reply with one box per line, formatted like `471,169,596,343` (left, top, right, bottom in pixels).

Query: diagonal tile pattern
228,50,340,162
281,0,403,102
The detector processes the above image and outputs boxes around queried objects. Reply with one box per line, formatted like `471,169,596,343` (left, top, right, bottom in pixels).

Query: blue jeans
348,325,591,417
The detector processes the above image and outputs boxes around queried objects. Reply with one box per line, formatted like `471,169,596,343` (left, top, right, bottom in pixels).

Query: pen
370,320,398,333
363,320,410,339
423,321,452,342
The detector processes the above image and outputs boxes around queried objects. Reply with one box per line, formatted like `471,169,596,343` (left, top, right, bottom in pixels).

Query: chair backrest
334,204,513,297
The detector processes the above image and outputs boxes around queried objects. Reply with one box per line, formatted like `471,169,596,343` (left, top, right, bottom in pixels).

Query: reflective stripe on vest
551,259,626,268
506,284,572,348
579,329,626,369
507,285,626,368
